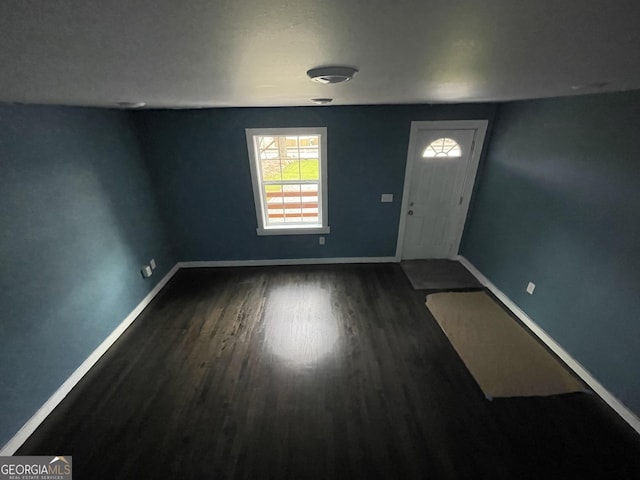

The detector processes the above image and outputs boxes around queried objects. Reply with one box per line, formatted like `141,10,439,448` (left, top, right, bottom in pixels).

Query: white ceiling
1,0,640,108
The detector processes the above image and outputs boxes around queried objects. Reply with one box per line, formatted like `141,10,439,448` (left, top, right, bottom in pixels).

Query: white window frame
245,127,330,236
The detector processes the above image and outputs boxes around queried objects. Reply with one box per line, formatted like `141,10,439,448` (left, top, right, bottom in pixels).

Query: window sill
257,226,330,236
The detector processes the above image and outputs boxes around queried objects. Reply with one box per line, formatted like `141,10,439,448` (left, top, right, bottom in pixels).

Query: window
246,127,329,235
422,137,462,158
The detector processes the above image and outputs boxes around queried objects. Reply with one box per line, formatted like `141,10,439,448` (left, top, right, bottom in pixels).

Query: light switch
381,194,394,203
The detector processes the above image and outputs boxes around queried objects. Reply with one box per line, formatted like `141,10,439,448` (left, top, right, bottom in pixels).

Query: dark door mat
401,259,482,291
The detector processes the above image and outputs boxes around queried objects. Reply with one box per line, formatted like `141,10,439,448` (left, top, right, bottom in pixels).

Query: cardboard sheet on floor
426,291,585,398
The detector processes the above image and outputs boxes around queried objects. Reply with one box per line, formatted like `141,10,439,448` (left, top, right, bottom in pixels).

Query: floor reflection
263,284,339,367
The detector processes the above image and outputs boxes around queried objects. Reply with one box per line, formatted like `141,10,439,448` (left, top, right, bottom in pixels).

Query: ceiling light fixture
311,98,333,105
570,81,609,91
116,101,146,108
307,66,358,84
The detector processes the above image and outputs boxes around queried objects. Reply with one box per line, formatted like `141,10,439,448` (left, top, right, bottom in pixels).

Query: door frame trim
395,120,489,259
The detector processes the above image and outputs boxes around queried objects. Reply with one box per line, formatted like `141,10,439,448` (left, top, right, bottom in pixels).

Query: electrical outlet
526,282,536,295
380,193,394,203
141,265,153,279
319,236,325,245
150,258,156,270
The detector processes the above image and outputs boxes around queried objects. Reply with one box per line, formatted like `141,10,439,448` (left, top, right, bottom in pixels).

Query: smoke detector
307,67,358,84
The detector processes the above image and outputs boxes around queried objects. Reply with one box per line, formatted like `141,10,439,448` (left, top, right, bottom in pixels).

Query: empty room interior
2,1,640,478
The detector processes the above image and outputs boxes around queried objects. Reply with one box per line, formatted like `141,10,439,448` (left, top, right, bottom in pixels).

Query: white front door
399,121,488,259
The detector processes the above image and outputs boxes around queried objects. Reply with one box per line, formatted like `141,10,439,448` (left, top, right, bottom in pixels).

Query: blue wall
133,105,496,261
1,94,638,446
462,91,640,415
0,105,174,447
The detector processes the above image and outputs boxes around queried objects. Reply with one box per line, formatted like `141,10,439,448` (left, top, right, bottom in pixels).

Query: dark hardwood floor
17,264,640,479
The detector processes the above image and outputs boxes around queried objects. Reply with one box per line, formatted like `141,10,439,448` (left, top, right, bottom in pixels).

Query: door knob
408,210,414,215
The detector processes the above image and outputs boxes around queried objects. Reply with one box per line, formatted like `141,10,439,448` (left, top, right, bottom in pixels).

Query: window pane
300,184,319,223
422,137,462,158
262,159,282,181
283,184,302,223
278,136,296,160
258,136,278,160
300,135,319,179
281,159,301,180
284,136,299,155
264,185,284,223
300,158,319,180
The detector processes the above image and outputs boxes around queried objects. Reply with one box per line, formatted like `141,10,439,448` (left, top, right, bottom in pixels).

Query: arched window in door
422,138,462,158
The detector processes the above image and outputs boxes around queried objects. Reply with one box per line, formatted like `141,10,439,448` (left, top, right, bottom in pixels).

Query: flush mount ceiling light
307,66,358,84
570,81,609,91
311,98,333,105
116,101,146,108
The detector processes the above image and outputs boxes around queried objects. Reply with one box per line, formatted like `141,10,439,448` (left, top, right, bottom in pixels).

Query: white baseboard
457,255,640,435
0,256,401,454
16,254,617,455
179,256,399,268
0,263,181,456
